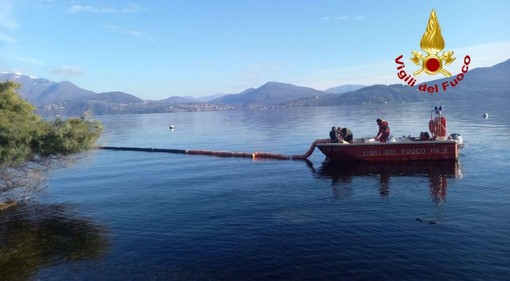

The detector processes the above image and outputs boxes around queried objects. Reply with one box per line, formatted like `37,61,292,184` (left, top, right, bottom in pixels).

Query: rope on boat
98,139,331,161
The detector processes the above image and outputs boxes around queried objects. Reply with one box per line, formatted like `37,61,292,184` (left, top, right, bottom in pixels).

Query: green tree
0,82,103,203
0,82,42,167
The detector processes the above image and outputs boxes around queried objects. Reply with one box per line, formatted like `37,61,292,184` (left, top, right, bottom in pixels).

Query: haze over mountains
1,58,509,117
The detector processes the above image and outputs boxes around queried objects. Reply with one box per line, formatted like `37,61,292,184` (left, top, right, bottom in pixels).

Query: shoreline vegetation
0,82,103,208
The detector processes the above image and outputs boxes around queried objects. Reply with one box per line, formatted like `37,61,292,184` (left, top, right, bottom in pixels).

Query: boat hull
316,139,458,163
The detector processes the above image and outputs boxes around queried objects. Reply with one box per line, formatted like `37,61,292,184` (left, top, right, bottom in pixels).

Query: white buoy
483,113,489,119
169,125,175,130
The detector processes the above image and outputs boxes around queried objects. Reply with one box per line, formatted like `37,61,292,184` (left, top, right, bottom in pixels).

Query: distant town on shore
1,58,508,117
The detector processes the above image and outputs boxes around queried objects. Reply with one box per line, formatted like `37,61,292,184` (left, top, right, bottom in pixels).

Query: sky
1,0,509,100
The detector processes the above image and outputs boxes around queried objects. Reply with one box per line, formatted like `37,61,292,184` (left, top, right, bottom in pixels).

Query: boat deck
316,136,459,163
323,136,457,146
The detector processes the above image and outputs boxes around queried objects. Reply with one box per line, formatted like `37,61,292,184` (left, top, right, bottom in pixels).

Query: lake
1,100,510,280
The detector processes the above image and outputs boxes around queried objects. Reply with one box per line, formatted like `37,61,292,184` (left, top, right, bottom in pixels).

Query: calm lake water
2,100,510,280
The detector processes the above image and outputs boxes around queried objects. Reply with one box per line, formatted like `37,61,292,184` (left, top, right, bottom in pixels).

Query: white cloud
37,0,57,9
452,40,510,68
322,16,349,21
68,3,144,14
0,32,16,44
323,15,365,21
53,65,83,76
119,4,146,13
68,5,106,13
105,24,152,41
122,29,144,38
16,55,44,65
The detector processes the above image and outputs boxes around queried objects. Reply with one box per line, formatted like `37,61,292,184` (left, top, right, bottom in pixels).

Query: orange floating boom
97,140,328,161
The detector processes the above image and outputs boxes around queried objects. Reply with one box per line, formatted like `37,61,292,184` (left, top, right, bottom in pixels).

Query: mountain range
1,58,508,117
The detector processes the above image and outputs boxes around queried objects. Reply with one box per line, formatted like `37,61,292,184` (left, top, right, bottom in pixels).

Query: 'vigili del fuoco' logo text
395,9,471,93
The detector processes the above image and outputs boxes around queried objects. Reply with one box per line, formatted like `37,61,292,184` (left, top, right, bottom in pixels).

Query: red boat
317,138,459,163
316,106,463,163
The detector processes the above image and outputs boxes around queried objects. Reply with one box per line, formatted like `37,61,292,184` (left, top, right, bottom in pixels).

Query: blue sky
1,0,509,100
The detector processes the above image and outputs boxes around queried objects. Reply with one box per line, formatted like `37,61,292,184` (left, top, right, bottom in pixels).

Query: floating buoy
169,125,175,130
483,113,488,119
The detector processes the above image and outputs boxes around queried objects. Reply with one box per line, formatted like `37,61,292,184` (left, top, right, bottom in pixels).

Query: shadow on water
0,202,109,281
305,159,462,203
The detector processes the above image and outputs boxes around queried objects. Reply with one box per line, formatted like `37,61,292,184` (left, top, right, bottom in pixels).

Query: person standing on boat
337,127,353,143
375,118,390,142
329,126,340,143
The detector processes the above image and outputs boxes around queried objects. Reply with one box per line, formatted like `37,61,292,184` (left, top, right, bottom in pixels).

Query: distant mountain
319,84,425,105
212,82,327,105
90,91,143,103
291,58,510,106
324,84,366,94
426,58,510,98
36,81,96,104
0,73,146,116
1,58,509,116
0,73,55,103
0,73,95,105
159,96,198,104
210,88,254,104
195,93,234,102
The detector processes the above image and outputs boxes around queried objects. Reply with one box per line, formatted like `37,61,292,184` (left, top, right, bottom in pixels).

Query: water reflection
0,202,109,281
307,160,461,202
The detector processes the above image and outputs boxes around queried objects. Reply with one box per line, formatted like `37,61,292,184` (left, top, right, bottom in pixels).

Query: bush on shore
0,82,103,204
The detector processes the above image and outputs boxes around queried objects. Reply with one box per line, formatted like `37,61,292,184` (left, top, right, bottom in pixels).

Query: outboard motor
450,133,464,147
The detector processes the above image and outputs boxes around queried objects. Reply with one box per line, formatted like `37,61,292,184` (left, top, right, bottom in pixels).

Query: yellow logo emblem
410,9,455,77
394,9,471,93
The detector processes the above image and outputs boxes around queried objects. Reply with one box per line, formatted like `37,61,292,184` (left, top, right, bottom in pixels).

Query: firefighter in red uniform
375,118,390,142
